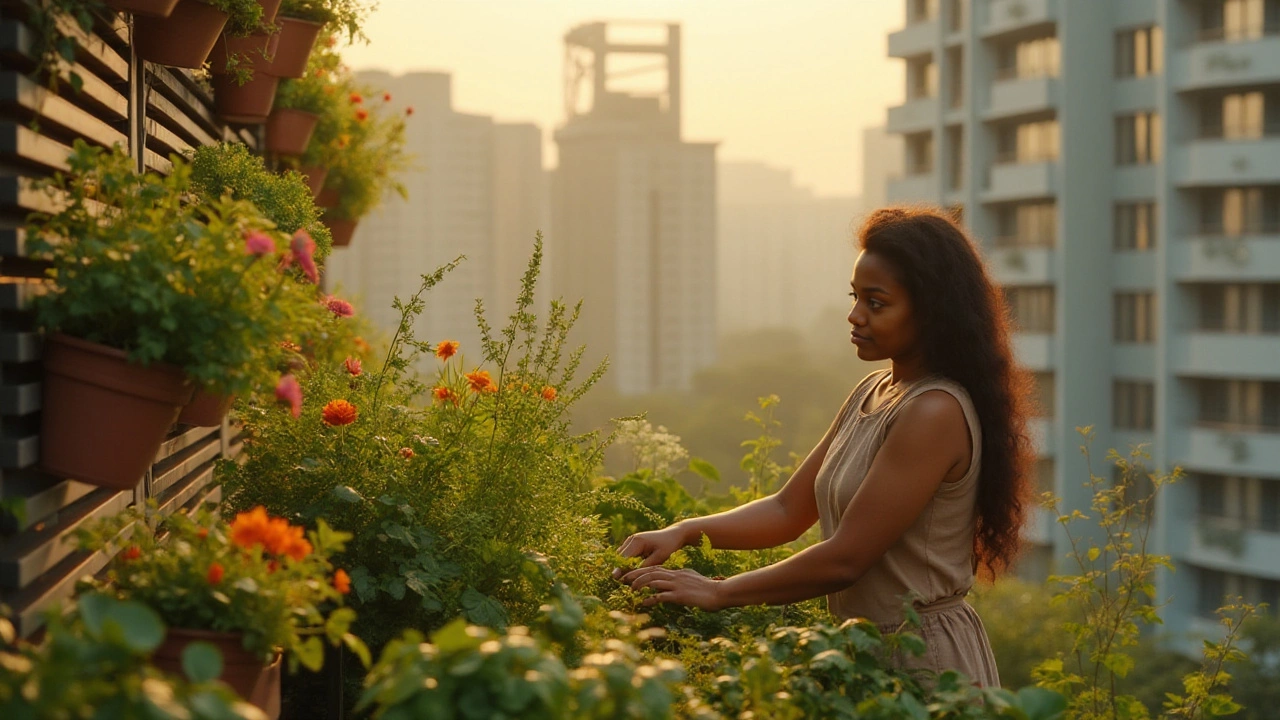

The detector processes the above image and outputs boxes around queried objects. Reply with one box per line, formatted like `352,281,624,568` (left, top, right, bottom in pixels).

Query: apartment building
885,0,1280,651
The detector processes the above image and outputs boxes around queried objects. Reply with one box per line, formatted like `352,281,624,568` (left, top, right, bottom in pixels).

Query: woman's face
847,250,921,364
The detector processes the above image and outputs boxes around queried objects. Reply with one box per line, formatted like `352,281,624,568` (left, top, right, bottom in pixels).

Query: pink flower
289,230,318,284
275,374,302,418
344,356,362,376
325,295,355,318
244,230,276,256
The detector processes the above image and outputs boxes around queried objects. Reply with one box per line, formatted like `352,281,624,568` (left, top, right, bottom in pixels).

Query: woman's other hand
618,566,724,610
611,524,690,580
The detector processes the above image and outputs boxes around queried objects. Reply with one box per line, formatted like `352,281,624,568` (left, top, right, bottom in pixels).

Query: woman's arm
622,390,971,609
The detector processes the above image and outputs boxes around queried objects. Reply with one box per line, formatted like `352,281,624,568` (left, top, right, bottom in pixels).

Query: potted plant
264,47,334,155
133,0,263,69
106,0,182,17
75,504,369,718
266,0,370,79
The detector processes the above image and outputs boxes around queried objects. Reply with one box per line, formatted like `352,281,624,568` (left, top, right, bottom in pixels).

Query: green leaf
461,587,508,629
105,600,166,654
1013,687,1067,720
688,457,720,484
78,592,111,639
296,634,324,672
332,485,365,503
181,641,223,683
431,618,482,654
1087,547,1101,562
343,632,372,669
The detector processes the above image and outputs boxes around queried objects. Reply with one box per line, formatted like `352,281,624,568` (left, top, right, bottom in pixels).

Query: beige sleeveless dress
814,368,1000,688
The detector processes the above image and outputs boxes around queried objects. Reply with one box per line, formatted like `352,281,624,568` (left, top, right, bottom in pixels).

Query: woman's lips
851,331,870,344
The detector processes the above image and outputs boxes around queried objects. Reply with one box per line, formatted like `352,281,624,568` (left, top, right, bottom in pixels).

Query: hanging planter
295,165,327,198
265,108,319,155
212,72,280,124
257,0,282,25
152,629,283,719
133,0,229,69
176,388,235,427
321,215,357,247
207,27,280,77
105,0,181,17
40,334,192,490
263,15,322,78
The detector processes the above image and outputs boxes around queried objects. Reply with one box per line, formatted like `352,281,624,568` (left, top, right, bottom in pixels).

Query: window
1199,187,1280,235
1196,473,1280,531
1198,379,1280,429
1198,568,1227,618
946,0,966,32
946,47,964,108
906,131,934,174
1199,0,1280,41
1114,292,1156,342
997,120,1060,163
1004,286,1055,333
1033,372,1056,417
1115,26,1164,77
1113,380,1155,430
996,202,1057,247
1115,201,1157,250
908,0,939,23
1198,284,1280,333
995,35,1060,80
908,56,938,99
1116,112,1162,165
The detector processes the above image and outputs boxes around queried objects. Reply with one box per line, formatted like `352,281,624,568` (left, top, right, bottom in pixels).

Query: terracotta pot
133,0,229,69
265,108,319,155
263,16,323,79
39,334,192,489
153,629,282,720
322,216,358,247
106,0,180,17
296,166,328,197
177,388,234,427
212,72,280,124
207,29,280,76
257,0,282,25
314,187,338,209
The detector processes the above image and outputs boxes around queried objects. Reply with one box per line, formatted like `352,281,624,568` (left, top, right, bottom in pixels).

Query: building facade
885,0,1280,651
326,71,548,361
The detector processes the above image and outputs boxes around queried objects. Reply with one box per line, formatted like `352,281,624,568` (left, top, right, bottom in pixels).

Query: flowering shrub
75,504,368,671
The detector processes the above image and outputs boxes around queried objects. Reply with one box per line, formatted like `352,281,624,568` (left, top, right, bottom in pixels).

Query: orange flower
435,340,459,360
267,560,279,574
197,528,209,540
333,568,351,594
122,545,141,561
354,336,371,355
322,399,358,426
281,532,312,561
383,92,392,102
465,370,497,394
230,506,271,549
405,106,414,116
207,562,225,585
349,92,363,104
325,34,337,48
355,108,369,122
541,386,557,401
399,447,414,459
432,386,459,406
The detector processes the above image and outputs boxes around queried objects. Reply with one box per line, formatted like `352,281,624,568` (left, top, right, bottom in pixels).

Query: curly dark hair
857,206,1035,575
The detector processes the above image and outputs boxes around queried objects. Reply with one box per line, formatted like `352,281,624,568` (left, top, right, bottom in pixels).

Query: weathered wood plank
0,20,130,120
0,73,126,150
151,435,221,497
154,463,214,517
155,424,219,463
0,434,39,470
0,332,41,363
0,381,40,415
0,475,96,533
0,486,128,589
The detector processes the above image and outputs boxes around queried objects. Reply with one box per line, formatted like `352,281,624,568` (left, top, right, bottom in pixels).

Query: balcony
1176,425,1280,478
1181,517,1280,578
1172,333,1280,379
987,246,1055,285
889,19,939,59
1171,234,1280,281
981,0,1057,39
1175,139,1280,186
1173,35,1280,92
1013,332,1054,370
984,76,1057,121
887,172,940,203
983,161,1057,202
886,96,939,134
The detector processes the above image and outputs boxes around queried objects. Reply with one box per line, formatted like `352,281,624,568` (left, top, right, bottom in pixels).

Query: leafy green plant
18,0,114,95
189,141,334,256
201,0,266,37
278,0,373,43
315,81,409,222
0,597,266,719
75,504,368,672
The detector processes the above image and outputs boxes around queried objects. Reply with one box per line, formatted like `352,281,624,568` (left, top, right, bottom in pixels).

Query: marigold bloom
267,560,279,574
399,447,414,459
349,92,362,104
325,295,355,317
281,532,312,561
122,545,141,561
275,374,302,418
280,340,302,353
354,336,371,355
405,106,414,116
230,506,271,549
354,108,369,122
196,528,209,540
333,568,351,594
289,230,319,284
435,340,459,360
336,133,351,149
244,230,276,256
382,92,392,102
344,356,362,376
207,562,225,585
432,386,459,406
465,369,497,394
322,399,358,426
541,386,557,402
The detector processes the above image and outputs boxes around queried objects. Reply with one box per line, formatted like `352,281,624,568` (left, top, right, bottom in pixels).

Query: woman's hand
611,525,690,580
618,566,725,610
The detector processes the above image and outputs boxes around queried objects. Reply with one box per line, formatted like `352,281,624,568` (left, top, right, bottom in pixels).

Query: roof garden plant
314,77,410,222
278,0,372,43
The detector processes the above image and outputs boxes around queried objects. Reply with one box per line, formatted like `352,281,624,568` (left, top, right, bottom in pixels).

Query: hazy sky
344,1,905,198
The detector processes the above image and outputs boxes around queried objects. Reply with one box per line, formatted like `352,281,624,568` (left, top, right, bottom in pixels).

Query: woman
613,207,1034,687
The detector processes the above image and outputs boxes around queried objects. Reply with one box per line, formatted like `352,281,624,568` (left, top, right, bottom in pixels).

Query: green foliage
75,504,366,671
19,0,111,95
971,578,1077,691
317,83,409,221
201,0,266,36
278,0,374,43
0,600,266,719
189,141,333,256
274,43,336,116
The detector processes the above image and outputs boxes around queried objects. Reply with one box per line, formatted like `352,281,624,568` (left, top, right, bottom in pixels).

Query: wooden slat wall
0,0,249,637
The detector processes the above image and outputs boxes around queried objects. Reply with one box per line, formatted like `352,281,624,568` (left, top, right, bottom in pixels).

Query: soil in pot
133,0,229,69
177,388,234,427
212,72,280,124
152,628,281,720
106,0,180,17
263,16,323,79
39,333,192,490
265,108,319,156
322,216,357,248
